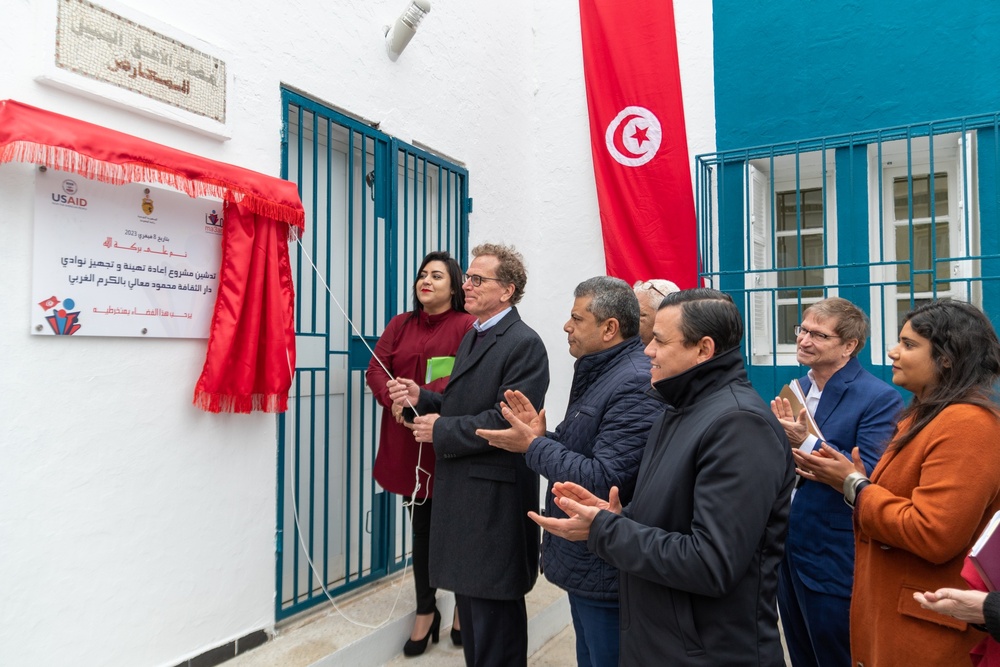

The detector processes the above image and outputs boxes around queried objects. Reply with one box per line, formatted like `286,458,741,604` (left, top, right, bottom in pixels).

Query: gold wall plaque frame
37,0,232,140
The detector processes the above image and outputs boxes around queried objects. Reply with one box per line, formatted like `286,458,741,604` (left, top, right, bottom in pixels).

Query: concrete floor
228,570,788,667
383,622,576,666
386,613,789,667
227,573,571,667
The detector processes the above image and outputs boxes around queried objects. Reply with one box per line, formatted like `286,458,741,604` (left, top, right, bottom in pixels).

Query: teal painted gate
695,112,1000,402
276,89,470,620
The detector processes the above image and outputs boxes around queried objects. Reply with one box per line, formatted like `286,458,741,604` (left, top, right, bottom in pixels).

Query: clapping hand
501,390,546,434
770,396,809,447
528,481,622,542
913,588,988,624
792,443,865,491
475,390,546,453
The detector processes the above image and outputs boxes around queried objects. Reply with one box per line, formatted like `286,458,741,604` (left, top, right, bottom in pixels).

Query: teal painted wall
714,1,1000,150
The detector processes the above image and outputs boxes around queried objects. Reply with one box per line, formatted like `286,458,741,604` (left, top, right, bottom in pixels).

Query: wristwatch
843,472,871,509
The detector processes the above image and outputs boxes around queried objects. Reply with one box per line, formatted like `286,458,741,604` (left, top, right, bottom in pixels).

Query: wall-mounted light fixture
384,0,431,62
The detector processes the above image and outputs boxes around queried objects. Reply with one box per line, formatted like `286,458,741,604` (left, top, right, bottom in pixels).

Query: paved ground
228,570,788,666
384,623,575,666
227,574,572,667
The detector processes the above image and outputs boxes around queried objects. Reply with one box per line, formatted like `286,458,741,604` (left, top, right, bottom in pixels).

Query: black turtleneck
651,346,748,410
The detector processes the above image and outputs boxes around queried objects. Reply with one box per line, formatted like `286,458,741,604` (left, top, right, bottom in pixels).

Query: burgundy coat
366,308,473,497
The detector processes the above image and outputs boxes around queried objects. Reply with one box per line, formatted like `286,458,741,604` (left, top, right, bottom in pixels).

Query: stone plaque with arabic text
55,0,226,123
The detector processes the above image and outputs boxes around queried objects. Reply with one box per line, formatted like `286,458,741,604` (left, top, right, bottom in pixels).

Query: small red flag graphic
38,296,60,310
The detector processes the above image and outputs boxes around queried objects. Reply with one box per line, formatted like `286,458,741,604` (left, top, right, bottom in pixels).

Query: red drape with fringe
193,201,296,413
0,99,302,413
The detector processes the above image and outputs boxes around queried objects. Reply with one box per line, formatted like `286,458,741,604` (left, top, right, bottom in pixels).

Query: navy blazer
785,357,903,597
417,307,550,600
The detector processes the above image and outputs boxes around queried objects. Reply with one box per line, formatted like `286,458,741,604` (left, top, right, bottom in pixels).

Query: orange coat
851,404,1000,666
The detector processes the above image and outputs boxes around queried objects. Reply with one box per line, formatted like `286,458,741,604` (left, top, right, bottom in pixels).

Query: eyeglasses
463,273,506,288
637,280,668,299
794,325,840,341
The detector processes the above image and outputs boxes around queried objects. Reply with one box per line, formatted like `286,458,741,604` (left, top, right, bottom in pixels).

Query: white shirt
799,368,824,454
473,307,512,333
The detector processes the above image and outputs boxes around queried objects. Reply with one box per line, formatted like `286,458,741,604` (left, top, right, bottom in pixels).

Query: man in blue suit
771,297,903,667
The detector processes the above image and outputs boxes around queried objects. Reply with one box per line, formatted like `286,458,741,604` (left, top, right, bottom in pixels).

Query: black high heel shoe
450,609,462,646
403,607,441,657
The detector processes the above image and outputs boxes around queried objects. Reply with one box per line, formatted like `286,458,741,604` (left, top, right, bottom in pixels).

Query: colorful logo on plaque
205,208,223,235
39,295,82,335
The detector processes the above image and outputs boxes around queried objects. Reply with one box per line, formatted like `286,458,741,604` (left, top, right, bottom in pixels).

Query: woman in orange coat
795,300,1000,666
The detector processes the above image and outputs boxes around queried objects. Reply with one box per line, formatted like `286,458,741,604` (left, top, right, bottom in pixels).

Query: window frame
746,152,838,365
867,132,977,364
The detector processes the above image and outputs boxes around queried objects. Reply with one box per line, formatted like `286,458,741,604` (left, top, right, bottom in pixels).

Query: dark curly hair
891,299,1000,450
408,251,466,318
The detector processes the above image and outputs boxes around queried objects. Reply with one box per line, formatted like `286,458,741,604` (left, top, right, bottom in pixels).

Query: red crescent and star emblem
604,106,662,167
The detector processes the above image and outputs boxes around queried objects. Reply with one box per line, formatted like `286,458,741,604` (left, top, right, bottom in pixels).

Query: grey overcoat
416,307,549,600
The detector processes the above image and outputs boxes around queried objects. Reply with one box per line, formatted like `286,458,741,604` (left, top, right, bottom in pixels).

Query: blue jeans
568,594,619,667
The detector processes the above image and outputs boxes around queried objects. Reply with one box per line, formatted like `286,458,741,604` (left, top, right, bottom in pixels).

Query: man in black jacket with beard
530,288,794,666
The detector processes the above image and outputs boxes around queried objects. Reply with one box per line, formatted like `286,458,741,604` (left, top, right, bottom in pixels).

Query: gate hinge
465,197,474,213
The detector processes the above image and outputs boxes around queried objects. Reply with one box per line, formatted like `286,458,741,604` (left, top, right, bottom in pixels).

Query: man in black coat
388,243,549,667
531,288,794,666
476,276,662,667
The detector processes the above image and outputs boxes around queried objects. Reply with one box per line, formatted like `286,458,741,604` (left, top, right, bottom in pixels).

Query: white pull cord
287,238,432,628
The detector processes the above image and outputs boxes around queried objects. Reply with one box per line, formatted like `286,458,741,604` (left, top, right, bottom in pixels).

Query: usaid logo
52,179,88,208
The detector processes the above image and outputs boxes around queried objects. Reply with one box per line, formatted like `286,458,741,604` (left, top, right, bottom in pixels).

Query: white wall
0,1,713,665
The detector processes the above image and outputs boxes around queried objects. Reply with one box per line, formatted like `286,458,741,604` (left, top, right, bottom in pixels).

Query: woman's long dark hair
407,250,466,319
892,300,1000,450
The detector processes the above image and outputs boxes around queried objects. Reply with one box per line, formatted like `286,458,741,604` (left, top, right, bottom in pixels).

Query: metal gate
276,89,470,620
695,112,1000,401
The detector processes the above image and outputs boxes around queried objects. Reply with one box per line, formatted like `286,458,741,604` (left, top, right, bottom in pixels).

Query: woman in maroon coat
365,251,474,656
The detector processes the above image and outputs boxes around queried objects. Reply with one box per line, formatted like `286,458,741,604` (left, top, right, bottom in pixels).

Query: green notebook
425,356,456,383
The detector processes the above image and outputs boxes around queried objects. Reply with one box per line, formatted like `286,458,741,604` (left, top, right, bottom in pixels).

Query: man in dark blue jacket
477,276,662,667
528,289,794,666
771,297,902,667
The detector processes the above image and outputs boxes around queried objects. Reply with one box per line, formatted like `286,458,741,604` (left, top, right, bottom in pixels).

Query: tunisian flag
580,0,698,288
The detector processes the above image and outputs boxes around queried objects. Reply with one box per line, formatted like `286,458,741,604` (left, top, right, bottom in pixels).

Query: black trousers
405,497,436,614
455,593,527,667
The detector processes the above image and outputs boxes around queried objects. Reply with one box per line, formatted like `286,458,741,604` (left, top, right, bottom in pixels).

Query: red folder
970,510,1000,592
